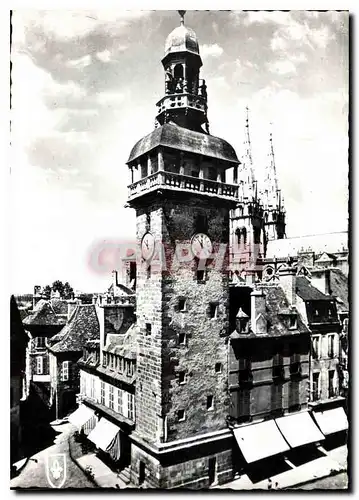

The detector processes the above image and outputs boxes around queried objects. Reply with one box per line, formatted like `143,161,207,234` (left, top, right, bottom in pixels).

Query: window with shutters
117,388,123,415
100,381,105,405
288,380,300,412
312,372,320,401
109,385,114,410
328,370,335,398
90,376,95,400
36,356,43,375
272,353,284,382
328,335,335,359
61,361,69,381
271,382,283,416
312,336,320,359
128,393,135,420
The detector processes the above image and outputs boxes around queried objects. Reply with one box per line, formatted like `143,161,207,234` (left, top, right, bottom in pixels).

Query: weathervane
178,10,186,25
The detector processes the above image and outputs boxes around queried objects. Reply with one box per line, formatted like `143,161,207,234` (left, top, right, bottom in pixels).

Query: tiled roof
48,304,100,353
23,299,67,327
50,298,69,315
296,276,334,302
127,123,239,164
104,323,138,359
329,269,349,312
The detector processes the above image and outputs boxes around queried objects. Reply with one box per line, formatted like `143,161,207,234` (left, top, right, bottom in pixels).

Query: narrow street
11,422,94,489
293,472,348,490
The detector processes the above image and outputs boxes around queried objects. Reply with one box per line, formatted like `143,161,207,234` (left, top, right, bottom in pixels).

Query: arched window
174,64,184,79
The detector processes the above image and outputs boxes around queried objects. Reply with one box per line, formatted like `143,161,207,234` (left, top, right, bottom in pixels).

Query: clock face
191,233,213,259
141,232,155,260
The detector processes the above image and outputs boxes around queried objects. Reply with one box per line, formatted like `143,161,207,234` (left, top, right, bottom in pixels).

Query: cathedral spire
264,127,279,207
239,106,256,200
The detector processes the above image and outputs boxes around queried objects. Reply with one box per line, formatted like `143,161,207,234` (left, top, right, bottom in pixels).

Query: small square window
207,395,214,410
178,333,186,345
209,303,218,319
178,371,186,384
215,363,222,373
145,323,152,335
178,409,186,421
178,298,187,312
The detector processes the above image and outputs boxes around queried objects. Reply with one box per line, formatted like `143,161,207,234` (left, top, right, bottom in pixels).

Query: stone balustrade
128,170,238,200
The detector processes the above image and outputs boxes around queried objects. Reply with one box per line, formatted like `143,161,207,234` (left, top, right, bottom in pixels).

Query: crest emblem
45,453,67,488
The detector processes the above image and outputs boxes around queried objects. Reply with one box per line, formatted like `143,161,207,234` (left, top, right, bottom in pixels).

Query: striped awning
68,405,95,429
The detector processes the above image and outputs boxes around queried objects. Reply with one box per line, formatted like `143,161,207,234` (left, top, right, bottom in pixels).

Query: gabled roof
48,304,100,354
296,276,334,302
23,299,67,327
107,282,135,297
127,123,239,164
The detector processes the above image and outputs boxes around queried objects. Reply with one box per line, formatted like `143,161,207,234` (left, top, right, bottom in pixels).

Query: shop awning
233,420,290,463
312,407,348,436
88,417,120,452
275,412,325,448
68,405,95,428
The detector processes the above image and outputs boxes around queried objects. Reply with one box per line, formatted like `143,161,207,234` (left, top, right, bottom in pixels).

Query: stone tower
229,108,265,284
126,12,239,488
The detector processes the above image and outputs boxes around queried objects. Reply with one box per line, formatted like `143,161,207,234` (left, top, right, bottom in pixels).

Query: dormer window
289,315,297,329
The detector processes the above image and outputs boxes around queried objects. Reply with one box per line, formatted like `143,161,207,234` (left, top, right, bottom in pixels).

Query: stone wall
134,195,231,444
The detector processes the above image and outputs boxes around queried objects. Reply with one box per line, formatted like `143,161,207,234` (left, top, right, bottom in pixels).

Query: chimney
33,285,42,308
250,289,267,334
278,265,297,305
112,270,118,292
311,269,331,295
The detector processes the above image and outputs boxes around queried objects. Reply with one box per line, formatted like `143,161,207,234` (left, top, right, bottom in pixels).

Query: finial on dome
178,10,186,25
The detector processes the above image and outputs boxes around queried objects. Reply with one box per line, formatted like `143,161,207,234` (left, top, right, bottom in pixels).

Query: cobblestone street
11,422,94,490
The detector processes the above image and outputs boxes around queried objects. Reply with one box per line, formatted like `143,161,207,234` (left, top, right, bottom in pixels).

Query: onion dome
164,17,199,56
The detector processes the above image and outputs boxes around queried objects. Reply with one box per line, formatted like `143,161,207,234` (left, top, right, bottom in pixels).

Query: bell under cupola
155,11,209,133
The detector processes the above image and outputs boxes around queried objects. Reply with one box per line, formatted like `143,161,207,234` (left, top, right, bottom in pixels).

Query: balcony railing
128,171,238,200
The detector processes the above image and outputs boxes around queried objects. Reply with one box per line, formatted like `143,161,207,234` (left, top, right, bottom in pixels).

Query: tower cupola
156,11,208,132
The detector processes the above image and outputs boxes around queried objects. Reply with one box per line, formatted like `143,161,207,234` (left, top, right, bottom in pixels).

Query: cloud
268,60,297,75
200,43,224,58
67,54,92,69
270,34,288,51
96,49,111,63
240,11,292,26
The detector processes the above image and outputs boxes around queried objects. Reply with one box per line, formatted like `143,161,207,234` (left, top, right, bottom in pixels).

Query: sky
10,9,349,294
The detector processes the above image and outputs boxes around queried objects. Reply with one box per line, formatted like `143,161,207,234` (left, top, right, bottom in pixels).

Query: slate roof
329,268,349,312
48,304,100,354
266,231,348,259
127,123,239,164
296,276,334,302
50,298,69,315
231,285,310,339
23,299,67,327
258,285,310,336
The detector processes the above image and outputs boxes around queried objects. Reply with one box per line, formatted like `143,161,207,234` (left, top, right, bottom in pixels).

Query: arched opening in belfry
174,64,184,79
